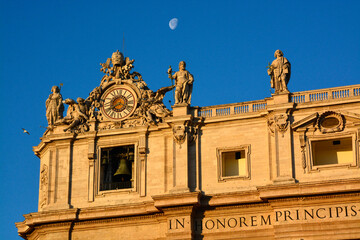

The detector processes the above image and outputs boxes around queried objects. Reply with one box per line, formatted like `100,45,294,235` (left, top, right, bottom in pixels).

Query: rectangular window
99,145,134,191
217,145,250,180
311,137,353,166
222,151,246,177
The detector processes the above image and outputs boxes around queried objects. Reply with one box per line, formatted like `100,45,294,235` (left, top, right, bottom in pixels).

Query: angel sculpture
122,57,135,79
62,98,90,132
148,85,175,119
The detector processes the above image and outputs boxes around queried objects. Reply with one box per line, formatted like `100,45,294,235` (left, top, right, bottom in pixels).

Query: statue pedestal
172,104,190,116
272,92,290,105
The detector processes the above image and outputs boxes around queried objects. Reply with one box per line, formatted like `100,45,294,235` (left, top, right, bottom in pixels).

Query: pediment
292,111,360,133
291,113,318,131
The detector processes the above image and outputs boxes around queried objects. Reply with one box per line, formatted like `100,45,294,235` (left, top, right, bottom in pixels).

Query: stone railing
197,100,267,118
291,84,360,103
197,84,360,118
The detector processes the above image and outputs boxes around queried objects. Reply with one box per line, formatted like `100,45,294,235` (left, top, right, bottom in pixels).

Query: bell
101,156,108,165
113,158,131,178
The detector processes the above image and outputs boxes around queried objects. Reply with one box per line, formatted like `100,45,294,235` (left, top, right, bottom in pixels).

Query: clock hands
113,101,125,108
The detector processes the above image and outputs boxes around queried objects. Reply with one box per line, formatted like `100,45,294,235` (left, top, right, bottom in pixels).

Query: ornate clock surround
100,83,139,121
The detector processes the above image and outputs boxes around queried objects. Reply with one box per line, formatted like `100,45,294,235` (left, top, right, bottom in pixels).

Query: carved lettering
329,207,333,218
176,218,185,229
227,218,237,228
345,206,349,217
296,209,300,220
351,205,357,216
216,219,225,229
304,209,314,220
316,208,326,219
205,220,215,230
250,216,257,226
284,210,293,221
261,215,271,226
239,217,248,227
172,204,360,233
336,207,343,217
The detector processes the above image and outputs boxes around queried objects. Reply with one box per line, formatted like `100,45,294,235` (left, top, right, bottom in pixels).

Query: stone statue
147,86,174,119
46,86,64,126
111,50,125,80
62,98,89,132
267,50,291,94
86,86,102,118
132,86,174,125
100,51,143,86
168,61,194,105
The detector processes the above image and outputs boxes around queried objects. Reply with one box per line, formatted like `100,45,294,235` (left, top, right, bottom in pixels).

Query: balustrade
197,84,360,118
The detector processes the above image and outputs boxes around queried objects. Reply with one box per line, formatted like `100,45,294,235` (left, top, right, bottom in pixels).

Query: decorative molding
267,113,290,137
216,145,251,181
298,132,307,172
207,202,270,212
75,213,165,226
173,125,186,145
268,192,360,203
258,178,360,200
152,191,201,209
39,164,48,209
292,113,318,130
317,111,345,133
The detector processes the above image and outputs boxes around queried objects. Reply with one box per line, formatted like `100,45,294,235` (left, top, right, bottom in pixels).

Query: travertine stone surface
16,50,360,239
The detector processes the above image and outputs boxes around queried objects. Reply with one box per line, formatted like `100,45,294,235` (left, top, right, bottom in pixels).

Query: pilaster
87,129,97,202
138,130,149,197
152,191,201,240
267,94,296,184
168,105,192,193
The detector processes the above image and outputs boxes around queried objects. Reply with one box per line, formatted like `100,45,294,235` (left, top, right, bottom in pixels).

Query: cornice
23,208,79,225
268,192,360,203
258,178,360,200
16,208,78,237
206,190,262,206
152,191,201,209
201,202,271,218
74,212,165,228
78,201,159,220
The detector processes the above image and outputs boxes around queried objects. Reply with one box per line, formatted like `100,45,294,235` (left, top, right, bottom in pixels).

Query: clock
100,86,138,121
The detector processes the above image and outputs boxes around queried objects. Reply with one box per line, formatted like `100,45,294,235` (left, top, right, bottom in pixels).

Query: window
99,145,135,191
311,137,353,166
217,145,250,180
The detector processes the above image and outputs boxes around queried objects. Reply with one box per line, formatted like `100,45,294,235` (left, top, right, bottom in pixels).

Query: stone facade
16,52,360,239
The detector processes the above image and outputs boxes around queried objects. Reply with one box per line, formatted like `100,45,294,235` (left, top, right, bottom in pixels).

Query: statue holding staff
267,50,291,94
168,61,194,105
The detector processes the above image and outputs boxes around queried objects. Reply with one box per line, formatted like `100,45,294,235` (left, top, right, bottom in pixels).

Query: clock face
101,86,137,121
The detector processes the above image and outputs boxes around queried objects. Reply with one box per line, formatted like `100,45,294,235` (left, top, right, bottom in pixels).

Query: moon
169,18,178,30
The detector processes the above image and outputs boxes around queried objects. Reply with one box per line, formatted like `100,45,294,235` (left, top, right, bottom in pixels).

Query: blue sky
1,0,359,239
